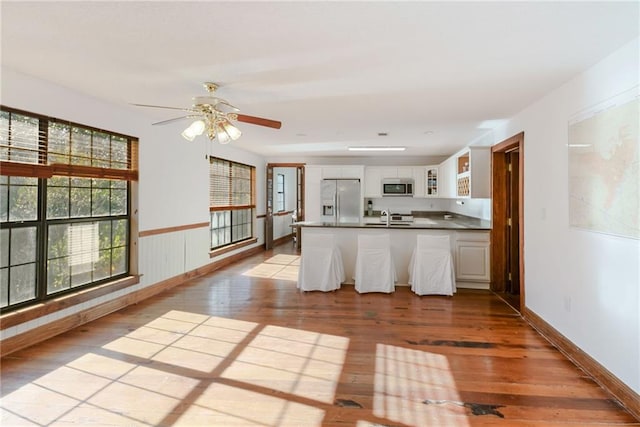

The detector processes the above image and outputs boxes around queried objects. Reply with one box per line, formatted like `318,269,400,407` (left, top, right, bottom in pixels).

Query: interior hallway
1,243,637,426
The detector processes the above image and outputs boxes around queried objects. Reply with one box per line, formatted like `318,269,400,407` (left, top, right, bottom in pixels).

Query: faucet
381,209,390,227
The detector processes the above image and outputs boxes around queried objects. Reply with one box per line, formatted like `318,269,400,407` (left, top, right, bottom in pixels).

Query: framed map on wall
568,87,639,239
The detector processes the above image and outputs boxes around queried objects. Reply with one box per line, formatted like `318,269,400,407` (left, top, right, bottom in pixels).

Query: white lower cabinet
454,231,490,287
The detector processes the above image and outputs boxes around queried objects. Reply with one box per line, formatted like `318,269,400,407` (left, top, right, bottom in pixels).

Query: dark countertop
292,212,491,231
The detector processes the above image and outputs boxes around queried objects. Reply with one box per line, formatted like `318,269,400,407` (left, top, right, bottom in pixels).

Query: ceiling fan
132,82,282,143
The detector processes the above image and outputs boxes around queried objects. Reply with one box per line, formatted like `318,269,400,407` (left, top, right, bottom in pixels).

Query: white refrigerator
320,179,361,223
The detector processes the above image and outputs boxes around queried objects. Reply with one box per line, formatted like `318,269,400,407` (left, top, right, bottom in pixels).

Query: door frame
265,163,305,250
491,132,525,311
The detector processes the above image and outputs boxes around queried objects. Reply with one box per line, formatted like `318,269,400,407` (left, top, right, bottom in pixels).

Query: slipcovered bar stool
297,233,345,292
354,234,396,293
408,234,456,296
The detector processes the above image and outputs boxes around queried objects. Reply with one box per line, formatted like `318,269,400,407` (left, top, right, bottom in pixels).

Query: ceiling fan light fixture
135,82,281,144
221,120,242,140
181,130,196,142
181,120,206,141
215,124,232,144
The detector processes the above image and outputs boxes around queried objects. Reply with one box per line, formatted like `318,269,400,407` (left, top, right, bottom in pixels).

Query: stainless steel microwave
382,178,414,197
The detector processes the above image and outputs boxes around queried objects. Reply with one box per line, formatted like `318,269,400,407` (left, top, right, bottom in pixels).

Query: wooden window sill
0,275,140,330
209,238,259,258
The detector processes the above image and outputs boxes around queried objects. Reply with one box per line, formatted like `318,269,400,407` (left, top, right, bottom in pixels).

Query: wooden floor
1,244,638,426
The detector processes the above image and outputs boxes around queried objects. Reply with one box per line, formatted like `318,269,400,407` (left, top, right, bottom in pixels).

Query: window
209,157,255,250
0,107,137,311
276,173,285,212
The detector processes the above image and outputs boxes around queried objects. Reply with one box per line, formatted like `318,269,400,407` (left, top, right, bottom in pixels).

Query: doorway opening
491,132,524,312
265,163,305,250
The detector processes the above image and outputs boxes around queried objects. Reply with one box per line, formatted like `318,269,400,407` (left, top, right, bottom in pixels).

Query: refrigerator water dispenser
323,205,334,216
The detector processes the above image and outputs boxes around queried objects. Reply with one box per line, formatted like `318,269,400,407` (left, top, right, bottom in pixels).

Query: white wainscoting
138,227,211,286
138,232,188,286
184,227,212,273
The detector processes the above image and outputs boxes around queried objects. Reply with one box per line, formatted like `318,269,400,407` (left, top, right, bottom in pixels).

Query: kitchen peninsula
294,212,491,289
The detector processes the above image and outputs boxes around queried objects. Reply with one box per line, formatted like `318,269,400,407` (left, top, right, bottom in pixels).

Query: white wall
493,37,640,393
0,67,267,339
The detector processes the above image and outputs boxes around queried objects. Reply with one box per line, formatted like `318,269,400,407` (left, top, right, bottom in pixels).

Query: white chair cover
297,233,345,291
408,234,456,296
354,234,396,293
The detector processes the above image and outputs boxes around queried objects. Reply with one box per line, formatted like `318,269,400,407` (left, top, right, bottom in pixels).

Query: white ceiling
1,1,638,158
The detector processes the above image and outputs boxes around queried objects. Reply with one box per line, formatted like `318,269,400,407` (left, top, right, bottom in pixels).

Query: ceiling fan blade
215,101,240,112
152,115,195,126
235,114,282,129
131,103,195,112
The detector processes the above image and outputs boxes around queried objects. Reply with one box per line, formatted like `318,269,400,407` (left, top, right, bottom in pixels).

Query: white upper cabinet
396,166,413,179
437,146,491,199
438,156,457,198
425,165,439,197
321,165,364,180
364,167,382,197
455,147,491,198
412,166,426,198
378,166,413,179
380,167,397,179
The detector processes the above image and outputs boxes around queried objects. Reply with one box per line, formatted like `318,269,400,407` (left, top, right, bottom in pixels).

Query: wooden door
265,165,274,250
507,150,520,294
265,163,305,250
491,133,525,312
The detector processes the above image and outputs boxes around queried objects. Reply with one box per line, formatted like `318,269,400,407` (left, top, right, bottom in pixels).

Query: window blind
209,157,253,208
0,107,138,181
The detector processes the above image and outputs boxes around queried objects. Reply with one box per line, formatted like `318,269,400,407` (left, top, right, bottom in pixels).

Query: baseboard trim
456,281,490,290
0,244,265,358
272,233,295,247
523,307,640,421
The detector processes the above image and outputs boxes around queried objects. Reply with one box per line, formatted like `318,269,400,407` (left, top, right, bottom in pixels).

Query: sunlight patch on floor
242,254,300,280
373,343,469,426
177,382,325,426
0,310,345,426
264,254,300,265
221,324,349,404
